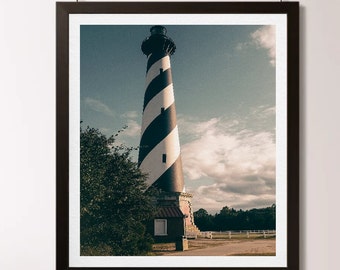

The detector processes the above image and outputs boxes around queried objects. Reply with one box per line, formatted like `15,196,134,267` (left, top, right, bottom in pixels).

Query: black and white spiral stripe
138,52,184,193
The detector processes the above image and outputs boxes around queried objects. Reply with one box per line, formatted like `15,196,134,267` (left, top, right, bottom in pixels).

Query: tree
194,208,209,218
194,205,276,231
80,126,155,255
193,208,215,231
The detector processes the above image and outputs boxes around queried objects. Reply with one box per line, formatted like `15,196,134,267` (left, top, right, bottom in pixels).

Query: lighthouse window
162,154,167,163
159,68,163,73
161,107,165,113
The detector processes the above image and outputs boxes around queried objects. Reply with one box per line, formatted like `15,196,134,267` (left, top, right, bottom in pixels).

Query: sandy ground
158,238,276,256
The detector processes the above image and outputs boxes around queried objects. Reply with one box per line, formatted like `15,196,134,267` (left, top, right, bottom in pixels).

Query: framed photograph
57,2,299,269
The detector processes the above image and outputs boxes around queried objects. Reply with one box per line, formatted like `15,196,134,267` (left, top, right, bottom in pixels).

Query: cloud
119,112,141,137
235,41,251,51
179,114,276,212
192,184,275,213
122,119,141,137
262,106,276,116
250,105,276,119
235,42,246,51
99,127,112,135
84,97,115,117
121,111,139,119
251,25,276,66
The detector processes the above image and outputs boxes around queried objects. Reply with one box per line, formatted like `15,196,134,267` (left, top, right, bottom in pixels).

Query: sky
80,25,276,213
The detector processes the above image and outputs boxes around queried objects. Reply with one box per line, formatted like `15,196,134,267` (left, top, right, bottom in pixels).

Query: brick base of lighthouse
156,192,200,239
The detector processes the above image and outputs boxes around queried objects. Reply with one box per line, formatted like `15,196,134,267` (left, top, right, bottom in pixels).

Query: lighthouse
139,26,199,241
138,26,184,192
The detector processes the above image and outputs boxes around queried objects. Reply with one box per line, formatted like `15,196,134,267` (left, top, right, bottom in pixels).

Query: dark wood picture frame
57,2,299,269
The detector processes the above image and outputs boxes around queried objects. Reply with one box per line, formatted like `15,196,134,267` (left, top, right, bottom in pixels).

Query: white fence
199,230,276,239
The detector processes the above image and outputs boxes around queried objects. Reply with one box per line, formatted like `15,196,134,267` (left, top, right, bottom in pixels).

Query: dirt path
161,239,276,256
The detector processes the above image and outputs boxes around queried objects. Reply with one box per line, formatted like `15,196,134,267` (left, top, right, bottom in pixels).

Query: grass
150,239,224,255
150,236,276,256
152,242,176,252
188,239,228,250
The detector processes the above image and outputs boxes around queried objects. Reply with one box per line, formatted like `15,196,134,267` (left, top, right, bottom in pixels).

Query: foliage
194,204,276,231
80,125,155,256
193,208,215,231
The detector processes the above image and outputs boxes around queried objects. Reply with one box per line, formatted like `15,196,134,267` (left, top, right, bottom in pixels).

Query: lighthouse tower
139,26,199,239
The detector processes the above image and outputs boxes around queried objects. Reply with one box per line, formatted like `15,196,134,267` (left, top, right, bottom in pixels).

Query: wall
153,218,185,243
0,0,339,269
